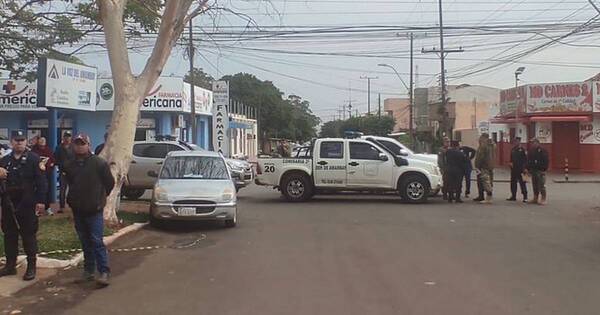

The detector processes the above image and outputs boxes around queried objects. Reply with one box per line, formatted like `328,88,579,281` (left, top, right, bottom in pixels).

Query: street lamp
515,67,526,122
378,63,414,148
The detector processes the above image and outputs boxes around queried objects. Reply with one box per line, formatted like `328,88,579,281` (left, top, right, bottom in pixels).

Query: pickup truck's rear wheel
399,175,429,204
281,173,314,202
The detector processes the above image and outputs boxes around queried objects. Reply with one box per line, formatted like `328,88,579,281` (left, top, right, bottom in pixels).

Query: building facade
383,98,410,132
491,78,600,172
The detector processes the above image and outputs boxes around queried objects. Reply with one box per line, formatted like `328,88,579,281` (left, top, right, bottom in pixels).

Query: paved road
5,181,600,315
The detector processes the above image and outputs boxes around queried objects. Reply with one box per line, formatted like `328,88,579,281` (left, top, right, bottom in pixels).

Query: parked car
256,137,442,203
361,135,438,165
148,150,237,228
123,140,253,200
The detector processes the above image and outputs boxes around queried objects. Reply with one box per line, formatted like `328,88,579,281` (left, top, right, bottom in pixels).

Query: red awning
529,115,591,122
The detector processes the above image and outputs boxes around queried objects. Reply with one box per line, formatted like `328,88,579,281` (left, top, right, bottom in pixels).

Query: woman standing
32,137,55,214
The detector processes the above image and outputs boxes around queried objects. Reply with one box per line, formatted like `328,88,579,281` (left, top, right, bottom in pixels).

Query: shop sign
498,86,526,116
535,121,552,144
212,81,230,156
96,77,189,112
593,82,600,113
526,81,593,113
580,119,600,144
38,58,97,111
136,118,156,129
183,82,213,115
0,79,45,111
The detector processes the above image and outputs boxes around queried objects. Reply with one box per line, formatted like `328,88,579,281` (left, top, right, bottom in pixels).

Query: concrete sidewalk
468,167,600,183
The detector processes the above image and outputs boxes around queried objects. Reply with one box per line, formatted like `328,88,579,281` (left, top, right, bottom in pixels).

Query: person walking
507,137,528,202
526,138,549,205
459,144,476,199
54,132,74,214
32,137,56,214
0,130,47,280
63,134,115,286
445,140,469,203
474,133,494,204
437,137,450,200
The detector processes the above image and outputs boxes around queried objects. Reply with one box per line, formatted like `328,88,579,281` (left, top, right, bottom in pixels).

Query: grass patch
0,211,149,260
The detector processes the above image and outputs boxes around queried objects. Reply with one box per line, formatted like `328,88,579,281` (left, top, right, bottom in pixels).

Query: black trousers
59,172,68,209
510,168,528,198
464,165,472,195
1,197,38,264
447,170,464,200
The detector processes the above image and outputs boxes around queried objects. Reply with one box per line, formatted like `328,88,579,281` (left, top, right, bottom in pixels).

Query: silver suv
122,140,195,200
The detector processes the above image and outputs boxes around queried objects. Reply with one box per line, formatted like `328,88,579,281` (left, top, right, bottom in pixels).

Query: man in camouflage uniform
474,133,494,204
437,137,450,200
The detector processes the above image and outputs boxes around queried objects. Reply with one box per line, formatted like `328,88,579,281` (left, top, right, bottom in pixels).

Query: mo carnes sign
526,81,593,113
212,81,230,156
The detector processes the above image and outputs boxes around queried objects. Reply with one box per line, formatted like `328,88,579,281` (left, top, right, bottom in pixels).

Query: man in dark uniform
55,132,74,213
527,138,549,205
437,137,450,200
0,130,47,280
446,140,469,203
459,144,476,199
507,137,528,202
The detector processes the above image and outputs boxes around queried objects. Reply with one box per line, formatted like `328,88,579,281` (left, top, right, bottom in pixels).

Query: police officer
0,130,47,280
446,140,469,203
507,137,528,202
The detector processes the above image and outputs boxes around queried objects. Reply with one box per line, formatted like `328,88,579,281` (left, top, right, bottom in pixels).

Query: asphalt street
4,181,600,315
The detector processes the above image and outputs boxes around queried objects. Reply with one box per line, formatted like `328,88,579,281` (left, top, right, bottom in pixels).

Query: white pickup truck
255,138,442,203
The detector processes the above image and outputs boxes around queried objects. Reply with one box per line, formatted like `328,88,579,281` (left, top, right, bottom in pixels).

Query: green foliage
221,73,320,142
184,67,215,90
0,1,163,78
319,116,396,138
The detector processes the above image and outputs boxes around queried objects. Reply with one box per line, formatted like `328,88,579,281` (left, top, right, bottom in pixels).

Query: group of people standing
0,130,114,286
438,133,549,205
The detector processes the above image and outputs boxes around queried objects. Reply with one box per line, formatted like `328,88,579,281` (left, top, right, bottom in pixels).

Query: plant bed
0,211,149,260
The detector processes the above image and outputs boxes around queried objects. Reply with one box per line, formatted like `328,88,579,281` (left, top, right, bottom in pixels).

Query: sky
77,0,600,122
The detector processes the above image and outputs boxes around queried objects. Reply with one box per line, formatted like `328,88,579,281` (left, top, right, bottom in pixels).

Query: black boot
23,257,36,281
473,195,484,202
0,259,17,277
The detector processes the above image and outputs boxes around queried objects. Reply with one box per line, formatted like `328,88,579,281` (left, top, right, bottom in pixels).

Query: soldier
445,140,469,203
0,130,47,280
474,133,494,204
507,137,528,202
526,138,549,205
437,137,450,200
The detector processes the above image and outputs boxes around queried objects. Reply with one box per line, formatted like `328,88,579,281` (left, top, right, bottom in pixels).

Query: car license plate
178,207,196,216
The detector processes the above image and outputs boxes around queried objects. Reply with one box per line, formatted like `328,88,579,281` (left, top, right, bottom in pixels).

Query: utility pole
378,93,381,118
422,0,463,140
188,19,197,144
360,75,378,115
409,32,415,150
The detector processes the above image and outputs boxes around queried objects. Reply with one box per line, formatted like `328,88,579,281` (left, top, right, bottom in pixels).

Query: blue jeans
73,212,110,274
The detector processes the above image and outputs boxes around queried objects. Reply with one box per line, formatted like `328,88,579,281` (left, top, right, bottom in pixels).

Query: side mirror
379,153,389,162
399,149,409,157
147,170,158,178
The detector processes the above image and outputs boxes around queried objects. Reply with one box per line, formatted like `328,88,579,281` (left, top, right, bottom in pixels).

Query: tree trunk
97,0,195,224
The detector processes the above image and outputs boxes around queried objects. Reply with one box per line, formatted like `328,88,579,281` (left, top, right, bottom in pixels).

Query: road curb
0,222,148,297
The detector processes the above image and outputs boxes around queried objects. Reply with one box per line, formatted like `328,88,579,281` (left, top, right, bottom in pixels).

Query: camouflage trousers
479,169,493,194
530,170,546,197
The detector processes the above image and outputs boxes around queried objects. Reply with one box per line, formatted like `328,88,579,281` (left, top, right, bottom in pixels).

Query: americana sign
0,79,45,111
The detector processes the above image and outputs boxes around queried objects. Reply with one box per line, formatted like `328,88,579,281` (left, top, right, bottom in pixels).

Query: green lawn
0,211,149,260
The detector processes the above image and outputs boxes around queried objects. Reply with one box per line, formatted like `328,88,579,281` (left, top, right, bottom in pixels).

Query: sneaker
473,197,484,202
96,272,110,287
523,199,528,203
480,195,493,204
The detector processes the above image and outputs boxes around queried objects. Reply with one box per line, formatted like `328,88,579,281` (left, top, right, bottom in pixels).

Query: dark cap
63,131,72,138
73,133,90,145
10,129,26,141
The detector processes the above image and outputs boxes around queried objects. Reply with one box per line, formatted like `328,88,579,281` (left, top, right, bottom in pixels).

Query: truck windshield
160,156,229,180
377,139,414,155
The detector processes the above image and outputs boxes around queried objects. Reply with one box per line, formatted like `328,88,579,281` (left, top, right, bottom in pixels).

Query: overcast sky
78,0,600,122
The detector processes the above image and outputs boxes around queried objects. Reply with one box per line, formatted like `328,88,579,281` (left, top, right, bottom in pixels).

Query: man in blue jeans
63,133,115,287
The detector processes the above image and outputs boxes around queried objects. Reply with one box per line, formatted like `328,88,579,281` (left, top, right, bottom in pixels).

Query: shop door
552,122,580,169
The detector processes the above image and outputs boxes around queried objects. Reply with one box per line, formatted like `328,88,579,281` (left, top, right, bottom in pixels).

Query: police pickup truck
255,137,442,203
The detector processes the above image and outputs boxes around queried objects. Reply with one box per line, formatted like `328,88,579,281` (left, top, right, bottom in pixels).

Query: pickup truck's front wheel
399,175,429,204
281,173,314,202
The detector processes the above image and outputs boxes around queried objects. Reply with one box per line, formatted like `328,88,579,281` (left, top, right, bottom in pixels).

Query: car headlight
221,188,235,202
153,186,169,202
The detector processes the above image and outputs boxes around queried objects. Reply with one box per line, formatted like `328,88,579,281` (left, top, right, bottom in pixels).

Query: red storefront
492,79,600,173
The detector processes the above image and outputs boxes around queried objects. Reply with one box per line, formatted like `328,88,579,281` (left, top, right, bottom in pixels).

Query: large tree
319,116,396,138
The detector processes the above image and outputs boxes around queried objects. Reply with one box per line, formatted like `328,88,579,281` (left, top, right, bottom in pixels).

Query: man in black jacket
446,141,469,203
526,138,549,205
63,133,115,286
0,130,47,280
507,137,528,202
